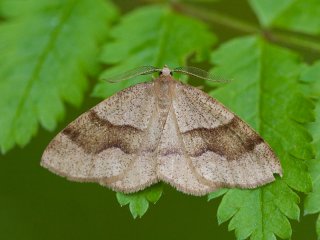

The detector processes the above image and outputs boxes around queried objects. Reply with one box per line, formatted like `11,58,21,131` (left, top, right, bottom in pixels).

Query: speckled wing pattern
41,76,282,196
41,82,162,193
159,83,282,195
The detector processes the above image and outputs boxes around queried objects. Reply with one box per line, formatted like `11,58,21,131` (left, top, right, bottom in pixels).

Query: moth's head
159,65,173,77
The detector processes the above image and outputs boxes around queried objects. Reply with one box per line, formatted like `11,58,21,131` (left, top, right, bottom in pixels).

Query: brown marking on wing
182,116,263,160
61,110,144,154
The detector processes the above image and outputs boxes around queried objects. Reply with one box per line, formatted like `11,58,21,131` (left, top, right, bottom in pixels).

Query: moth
41,66,282,196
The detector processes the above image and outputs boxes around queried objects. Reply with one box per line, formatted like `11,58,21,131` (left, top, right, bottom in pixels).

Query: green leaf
208,36,313,240
116,183,163,219
217,182,298,240
208,189,228,201
0,0,117,153
303,62,320,240
249,0,320,35
304,105,320,211
300,61,320,99
93,5,215,98
249,0,293,27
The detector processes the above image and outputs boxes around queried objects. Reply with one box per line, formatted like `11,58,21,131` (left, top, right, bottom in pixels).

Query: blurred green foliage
0,0,320,239
249,0,320,34
209,36,313,240
0,0,117,152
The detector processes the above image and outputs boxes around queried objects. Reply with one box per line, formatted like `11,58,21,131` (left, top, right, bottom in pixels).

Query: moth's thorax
154,75,175,103
153,76,176,122
161,66,171,76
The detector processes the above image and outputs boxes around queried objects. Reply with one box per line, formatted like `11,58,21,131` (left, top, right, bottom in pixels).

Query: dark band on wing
61,110,144,154
182,116,263,160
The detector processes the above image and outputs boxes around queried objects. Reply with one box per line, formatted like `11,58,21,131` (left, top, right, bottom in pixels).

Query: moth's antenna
173,66,231,83
103,66,162,83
